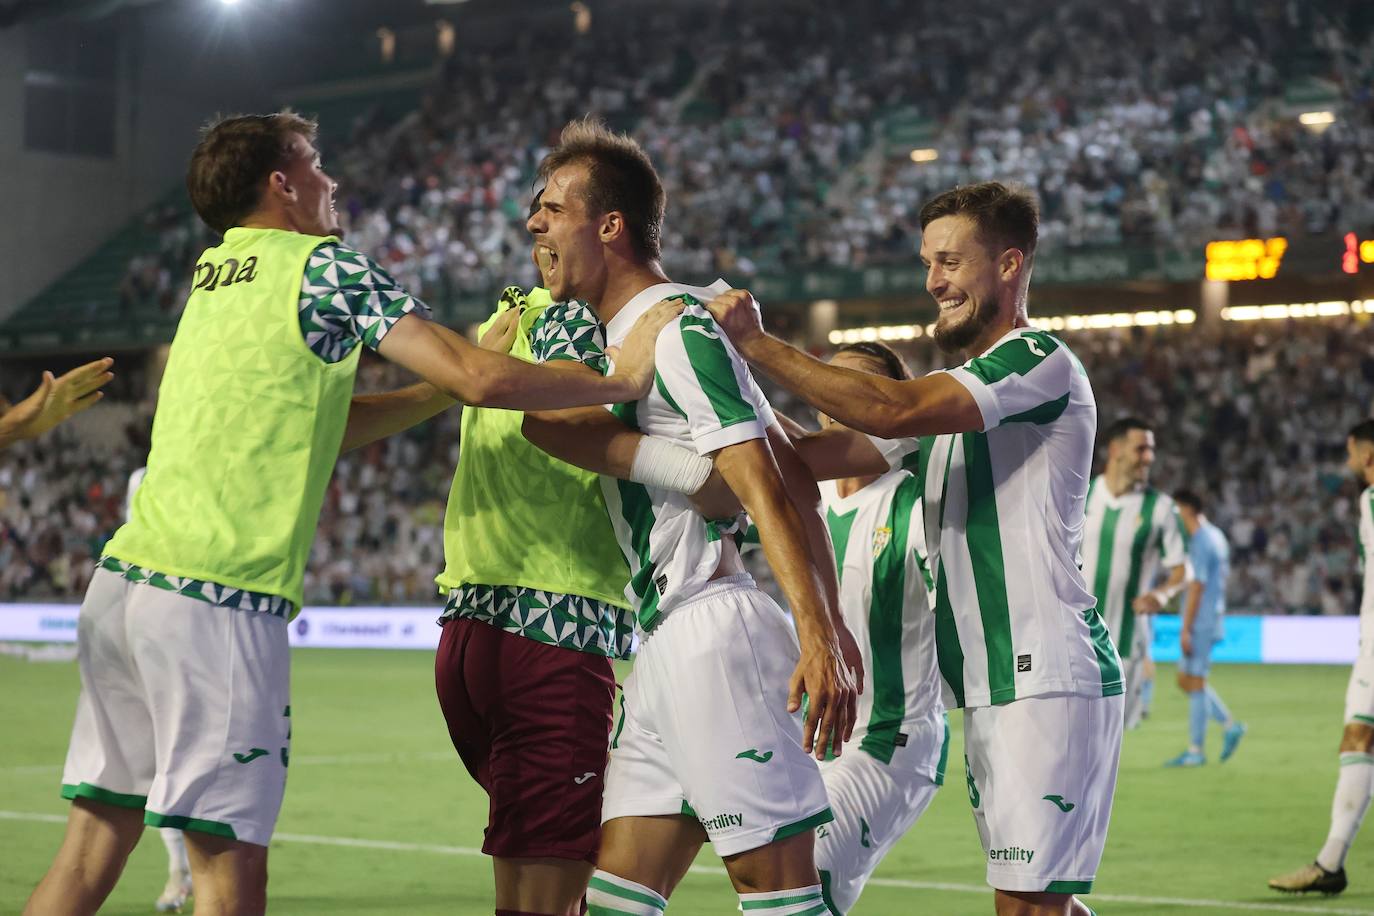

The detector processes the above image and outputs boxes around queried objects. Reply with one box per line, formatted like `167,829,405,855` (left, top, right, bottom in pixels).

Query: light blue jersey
1189,521,1229,640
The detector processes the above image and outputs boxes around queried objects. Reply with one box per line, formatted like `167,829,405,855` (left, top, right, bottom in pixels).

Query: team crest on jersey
872,526,892,558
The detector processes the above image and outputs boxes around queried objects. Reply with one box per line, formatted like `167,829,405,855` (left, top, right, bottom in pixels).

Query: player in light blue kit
1165,489,1246,767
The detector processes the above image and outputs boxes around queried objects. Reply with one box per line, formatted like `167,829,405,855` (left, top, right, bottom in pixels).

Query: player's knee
1340,723,1374,754
994,889,1074,916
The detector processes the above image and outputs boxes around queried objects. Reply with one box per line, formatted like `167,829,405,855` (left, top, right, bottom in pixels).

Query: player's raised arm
376,300,678,411
705,290,982,438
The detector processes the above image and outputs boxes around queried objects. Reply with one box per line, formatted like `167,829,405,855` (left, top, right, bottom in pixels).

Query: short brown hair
537,117,665,261
835,342,912,380
187,111,318,234
918,181,1039,259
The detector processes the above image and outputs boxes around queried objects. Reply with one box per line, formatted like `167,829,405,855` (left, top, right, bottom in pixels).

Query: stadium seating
2,318,1370,617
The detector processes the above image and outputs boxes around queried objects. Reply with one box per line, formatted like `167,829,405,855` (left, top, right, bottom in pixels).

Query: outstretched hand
0,357,114,448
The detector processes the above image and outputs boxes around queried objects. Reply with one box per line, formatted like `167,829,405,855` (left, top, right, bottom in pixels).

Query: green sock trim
1044,879,1093,893
1351,714,1374,725
588,876,665,911
771,807,834,843
1339,753,1374,766
143,810,237,840
588,907,641,916
61,782,146,810
741,891,823,909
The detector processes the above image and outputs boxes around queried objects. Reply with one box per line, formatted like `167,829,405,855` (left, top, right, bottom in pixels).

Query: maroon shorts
435,616,616,861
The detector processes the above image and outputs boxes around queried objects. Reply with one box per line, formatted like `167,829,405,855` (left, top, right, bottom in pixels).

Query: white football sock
587,870,667,916
1317,752,1374,872
738,885,830,915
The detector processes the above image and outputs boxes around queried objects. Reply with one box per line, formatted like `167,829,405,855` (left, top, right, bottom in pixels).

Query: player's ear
265,170,294,206
999,248,1024,283
599,211,625,246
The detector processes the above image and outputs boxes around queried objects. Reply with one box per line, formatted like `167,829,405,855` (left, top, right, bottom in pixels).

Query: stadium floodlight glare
909,148,939,163
219,0,241,5
1298,110,1336,127
828,309,1200,344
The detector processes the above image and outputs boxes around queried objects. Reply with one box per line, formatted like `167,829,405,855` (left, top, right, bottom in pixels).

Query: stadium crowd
114,0,1373,315
2,317,1371,616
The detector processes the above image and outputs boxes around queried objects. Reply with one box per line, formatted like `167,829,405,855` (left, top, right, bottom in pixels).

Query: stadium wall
0,605,1356,664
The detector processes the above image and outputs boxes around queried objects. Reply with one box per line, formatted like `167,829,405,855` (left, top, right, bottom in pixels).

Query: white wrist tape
629,436,713,494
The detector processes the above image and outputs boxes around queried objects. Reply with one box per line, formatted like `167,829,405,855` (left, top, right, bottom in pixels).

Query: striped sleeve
1158,494,1188,568
654,306,775,454
948,330,1072,431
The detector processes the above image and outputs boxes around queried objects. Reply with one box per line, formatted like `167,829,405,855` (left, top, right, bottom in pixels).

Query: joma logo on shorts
989,846,1035,865
698,812,744,832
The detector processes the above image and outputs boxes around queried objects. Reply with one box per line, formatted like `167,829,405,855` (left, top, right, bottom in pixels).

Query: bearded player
707,181,1121,916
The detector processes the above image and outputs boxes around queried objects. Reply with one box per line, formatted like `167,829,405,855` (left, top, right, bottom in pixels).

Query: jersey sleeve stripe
677,314,758,428
963,331,1060,385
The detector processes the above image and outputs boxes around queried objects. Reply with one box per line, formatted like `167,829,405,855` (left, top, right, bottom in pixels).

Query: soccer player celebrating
433,228,648,916
520,118,860,916
706,181,1123,916
1164,490,1245,768
1268,419,1374,895
810,343,949,914
24,111,674,916
0,359,113,449
1081,417,1189,729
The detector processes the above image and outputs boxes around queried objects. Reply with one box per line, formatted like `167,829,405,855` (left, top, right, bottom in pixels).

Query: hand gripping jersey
920,328,1122,708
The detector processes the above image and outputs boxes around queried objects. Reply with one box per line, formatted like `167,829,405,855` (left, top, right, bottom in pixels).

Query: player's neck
1103,467,1141,498
835,474,882,499
593,261,670,327
966,313,1031,358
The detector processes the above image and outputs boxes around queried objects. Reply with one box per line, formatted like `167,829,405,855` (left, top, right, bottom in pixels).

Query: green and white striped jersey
600,281,775,632
820,472,947,779
920,327,1122,708
1080,477,1188,653
1360,486,1374,658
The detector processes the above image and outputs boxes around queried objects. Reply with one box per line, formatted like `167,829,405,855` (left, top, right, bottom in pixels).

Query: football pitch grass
3,649,1373,915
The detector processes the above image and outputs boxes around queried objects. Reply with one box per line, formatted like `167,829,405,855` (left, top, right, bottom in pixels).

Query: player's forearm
458,345,639,409
721,451,834,645
522,409,641,478
767,425,842,622
340,383,456,453
795,427,895,481
1152,564,1189,604
738,334,976,438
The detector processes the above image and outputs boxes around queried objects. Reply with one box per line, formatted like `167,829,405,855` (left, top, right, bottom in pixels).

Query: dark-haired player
707,181,1121,916
25,110,674,916
1081,417,1189,729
